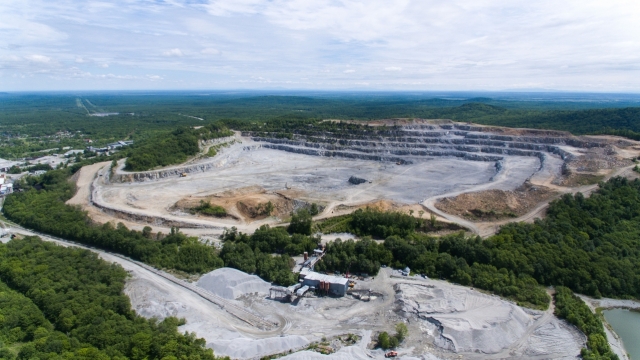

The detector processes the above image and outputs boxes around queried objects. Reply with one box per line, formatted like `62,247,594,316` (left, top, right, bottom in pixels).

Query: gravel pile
395,282,532,354
211,336,309,359
197,267,271,300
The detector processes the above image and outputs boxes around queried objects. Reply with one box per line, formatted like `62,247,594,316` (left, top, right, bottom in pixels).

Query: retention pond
603,309,640,359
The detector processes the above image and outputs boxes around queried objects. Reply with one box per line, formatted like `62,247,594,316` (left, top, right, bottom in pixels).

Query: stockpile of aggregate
395,282,532,354
197,267,272,300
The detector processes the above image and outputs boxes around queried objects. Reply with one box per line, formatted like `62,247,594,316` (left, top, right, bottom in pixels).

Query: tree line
0,236,227,359
125,123,232,171
554,287,618,360
219,225,321,286
4,167,223,275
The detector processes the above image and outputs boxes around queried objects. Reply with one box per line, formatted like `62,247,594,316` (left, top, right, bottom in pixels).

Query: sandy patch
435,182,556,221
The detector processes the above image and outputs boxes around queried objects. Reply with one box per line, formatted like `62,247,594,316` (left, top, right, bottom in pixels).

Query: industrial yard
58,119,640,359
124,263,587,360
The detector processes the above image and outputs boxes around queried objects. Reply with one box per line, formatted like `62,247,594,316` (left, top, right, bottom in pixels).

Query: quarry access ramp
110,254,278,330
2,220,277,331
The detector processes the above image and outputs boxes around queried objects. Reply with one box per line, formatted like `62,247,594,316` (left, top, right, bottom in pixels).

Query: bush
288,209,312,235
192,201,227,217
377,332,390,349
7,165,21,174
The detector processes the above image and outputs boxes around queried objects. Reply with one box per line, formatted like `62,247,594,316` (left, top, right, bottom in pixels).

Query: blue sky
1,0,640,91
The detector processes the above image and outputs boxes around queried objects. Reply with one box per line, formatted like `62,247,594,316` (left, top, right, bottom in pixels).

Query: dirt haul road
423,163,639,237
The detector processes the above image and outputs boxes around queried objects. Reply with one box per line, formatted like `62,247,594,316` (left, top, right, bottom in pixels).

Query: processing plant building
301,271,349,297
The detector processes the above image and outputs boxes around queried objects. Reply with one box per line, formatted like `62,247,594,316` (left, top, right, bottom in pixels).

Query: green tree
395,323,408,343
288,209,313,235
377,332,390,349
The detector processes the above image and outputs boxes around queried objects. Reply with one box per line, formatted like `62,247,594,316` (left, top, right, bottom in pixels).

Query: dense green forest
124,123,232,171
315,208,457,236
0,236,225,359
219,225,320,286
2,92,640,159
3,167,224,275
554,287,618,360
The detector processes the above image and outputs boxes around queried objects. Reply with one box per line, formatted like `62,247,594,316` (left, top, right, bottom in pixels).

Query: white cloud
163,48,184,57
25,54,51,63
1,0,640,91
201,48,221,55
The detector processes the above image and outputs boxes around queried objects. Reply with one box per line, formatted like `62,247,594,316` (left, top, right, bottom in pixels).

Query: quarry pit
61,119,640,359
71,119,639,238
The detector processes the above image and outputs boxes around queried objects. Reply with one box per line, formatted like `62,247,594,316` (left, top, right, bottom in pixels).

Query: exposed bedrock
251,134,574,162
395,283,533,354
117,124,589,184
112,162,222,183
260,144,417,163
111,135,235,183
257,139,546,162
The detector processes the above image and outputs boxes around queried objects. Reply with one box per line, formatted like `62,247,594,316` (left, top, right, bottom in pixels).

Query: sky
1,0,640,92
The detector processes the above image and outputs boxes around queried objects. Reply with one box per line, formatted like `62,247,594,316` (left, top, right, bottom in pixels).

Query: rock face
114,124,607,184
112,161,222,183
243,123,596,169
112,136,235,183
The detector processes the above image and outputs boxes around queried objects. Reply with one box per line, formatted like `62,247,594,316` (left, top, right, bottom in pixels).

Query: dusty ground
435,182,557,221
172,186,295,222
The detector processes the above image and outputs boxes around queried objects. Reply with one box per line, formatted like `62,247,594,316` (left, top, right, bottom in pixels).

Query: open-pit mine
66,119,640,359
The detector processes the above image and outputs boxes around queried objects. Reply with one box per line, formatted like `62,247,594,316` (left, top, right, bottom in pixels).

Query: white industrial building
301,271,349,297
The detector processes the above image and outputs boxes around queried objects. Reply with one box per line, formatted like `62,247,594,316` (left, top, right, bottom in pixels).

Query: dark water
603,309,640,359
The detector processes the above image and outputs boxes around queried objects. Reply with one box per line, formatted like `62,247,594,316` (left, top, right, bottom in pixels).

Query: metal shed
302,271,349,296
